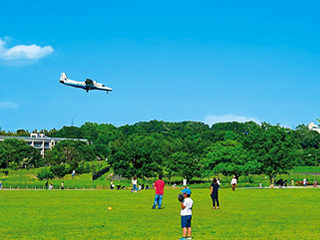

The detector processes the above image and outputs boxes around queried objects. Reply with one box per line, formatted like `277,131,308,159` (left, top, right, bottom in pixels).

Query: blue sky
1,1,320,132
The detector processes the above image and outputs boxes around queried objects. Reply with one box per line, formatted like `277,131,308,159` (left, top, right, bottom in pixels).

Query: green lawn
1,188,319,239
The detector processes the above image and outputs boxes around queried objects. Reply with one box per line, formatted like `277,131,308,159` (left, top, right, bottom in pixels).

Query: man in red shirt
152,175,165,209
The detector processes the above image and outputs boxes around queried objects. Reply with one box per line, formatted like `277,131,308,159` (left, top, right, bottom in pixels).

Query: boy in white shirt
179,188,193,240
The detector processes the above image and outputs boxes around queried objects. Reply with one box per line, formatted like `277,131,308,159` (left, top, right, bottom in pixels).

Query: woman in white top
231,176,237,191
132,177,137,192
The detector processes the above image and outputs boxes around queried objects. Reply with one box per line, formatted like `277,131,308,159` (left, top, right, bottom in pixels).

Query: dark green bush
37,167,54,180
50,165,66,178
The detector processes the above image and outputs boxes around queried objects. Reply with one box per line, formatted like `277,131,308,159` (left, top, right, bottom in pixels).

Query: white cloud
204,114,260,126
0,101,19,109
0,38,53,61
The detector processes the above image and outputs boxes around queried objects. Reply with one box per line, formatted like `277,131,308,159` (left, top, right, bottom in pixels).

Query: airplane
59,73,112,93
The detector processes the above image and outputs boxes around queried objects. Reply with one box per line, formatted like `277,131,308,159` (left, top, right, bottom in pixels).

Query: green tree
37,167,54,180
166,151,201,182
16,129,30,136
43,140,94,175
92,123,119,160
202,139,257,179
211,121,260,143
51,126,82,138
0,139,41,169
50,165,66,178
80,122,99,142
244,123,298,183
304,148,320,166
0,139,18,168
293,124,320,149
110,134,168,178
0,143,6,168
53,140,95,163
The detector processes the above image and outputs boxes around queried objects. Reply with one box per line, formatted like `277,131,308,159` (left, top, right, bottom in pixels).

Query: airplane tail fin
60,73,67,81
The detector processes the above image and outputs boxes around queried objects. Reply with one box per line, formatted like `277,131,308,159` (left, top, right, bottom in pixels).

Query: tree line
1,120,320,182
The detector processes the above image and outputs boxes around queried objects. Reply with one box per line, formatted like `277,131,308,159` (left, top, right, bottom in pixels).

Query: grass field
1,188,320,239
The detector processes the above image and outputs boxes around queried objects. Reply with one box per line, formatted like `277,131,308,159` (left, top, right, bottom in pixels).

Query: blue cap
181,188,191,195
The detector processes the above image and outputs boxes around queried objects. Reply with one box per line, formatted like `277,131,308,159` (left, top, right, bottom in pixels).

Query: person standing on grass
0,181,2,189
231,176,237,191
179,188,193,240
45,181,48,190
303,178,307,187
217,178,221,188
152,175,165,209
110,180,115,190
61,181,64,190
132,176,137,192
314,179,318,188
210,178,219,209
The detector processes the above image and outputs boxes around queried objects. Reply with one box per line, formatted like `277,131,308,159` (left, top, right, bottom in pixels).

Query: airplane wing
85,78,94,86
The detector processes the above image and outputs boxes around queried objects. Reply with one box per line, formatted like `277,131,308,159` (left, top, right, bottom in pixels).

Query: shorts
181,215,192,228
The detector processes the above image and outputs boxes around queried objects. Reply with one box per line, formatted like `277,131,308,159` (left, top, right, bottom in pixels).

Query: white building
0,133,88,157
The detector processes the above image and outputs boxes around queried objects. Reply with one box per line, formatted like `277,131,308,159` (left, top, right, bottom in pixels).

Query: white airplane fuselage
59,73,112,93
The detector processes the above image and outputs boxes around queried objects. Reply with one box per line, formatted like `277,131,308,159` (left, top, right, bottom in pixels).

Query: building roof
0,135,88,142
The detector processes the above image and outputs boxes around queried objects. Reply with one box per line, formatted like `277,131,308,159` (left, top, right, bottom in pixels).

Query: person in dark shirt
210,178,219,209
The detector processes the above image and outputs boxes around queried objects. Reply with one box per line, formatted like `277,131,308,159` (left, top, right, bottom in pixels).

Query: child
231,176,237,191
110,180,115,190
179,188,193,240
